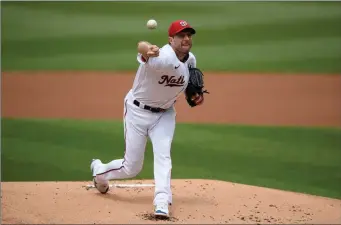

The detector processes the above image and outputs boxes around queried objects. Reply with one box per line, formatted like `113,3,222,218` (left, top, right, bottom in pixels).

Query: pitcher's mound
2,179,340,224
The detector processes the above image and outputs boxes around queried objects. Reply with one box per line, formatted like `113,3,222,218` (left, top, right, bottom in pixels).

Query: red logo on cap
168,20,195,37
180,21,188,26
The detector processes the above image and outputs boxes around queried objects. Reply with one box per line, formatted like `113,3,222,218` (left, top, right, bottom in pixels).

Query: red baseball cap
168,20,196,37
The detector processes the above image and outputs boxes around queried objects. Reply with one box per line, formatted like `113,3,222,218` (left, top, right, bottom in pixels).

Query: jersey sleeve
136,51,173,71
137,53,147,64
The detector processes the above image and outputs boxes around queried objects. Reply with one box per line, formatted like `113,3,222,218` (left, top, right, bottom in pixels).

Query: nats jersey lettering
158,75,185,87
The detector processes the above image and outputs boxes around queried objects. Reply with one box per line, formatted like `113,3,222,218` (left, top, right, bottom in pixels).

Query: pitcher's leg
95,123,147,182
148,109,176,207
93,100,148,182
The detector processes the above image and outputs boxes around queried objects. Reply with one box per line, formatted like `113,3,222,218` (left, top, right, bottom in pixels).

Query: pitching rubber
84,183,155,190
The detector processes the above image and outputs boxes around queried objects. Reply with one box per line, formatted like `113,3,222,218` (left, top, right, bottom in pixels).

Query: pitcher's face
169,30,193,54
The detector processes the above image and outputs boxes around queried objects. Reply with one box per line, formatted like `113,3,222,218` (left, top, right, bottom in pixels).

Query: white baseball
146,19,157,29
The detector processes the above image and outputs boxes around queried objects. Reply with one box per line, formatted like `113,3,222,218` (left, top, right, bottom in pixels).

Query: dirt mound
2,179,340,224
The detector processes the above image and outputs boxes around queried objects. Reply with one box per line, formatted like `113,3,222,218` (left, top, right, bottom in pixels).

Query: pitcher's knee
124,164,143,178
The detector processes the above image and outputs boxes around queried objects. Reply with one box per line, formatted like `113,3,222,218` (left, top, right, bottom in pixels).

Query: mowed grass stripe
3,2,340,20
2,3,341,40
3,3,340,42
2,118,341,199
3,35,340,72
4,17,341,56
212,57,341,74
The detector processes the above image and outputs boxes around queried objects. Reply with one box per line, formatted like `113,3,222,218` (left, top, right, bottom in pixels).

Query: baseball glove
185,67,209,107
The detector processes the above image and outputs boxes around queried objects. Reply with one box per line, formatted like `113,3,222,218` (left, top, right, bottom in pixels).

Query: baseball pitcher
90,19,209,219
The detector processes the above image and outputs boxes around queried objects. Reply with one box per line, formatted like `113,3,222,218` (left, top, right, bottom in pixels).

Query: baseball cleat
154,203,169,219
90,159,109,194
93,177,109,194
90,159,101,176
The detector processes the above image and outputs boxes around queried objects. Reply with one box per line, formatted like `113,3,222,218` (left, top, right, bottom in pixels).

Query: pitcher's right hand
147,45,159,57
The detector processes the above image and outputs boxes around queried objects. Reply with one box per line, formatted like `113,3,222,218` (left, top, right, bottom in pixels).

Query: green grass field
2,1,341,73
2,118,341,199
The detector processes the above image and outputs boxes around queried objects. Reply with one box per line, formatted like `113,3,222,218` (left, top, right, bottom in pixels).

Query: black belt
133,100,166,113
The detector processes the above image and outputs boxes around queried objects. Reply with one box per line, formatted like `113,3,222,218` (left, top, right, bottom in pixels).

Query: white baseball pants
93,90,176,205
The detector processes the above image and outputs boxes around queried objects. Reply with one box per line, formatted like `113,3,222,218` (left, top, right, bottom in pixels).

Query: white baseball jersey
132,44,196,109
